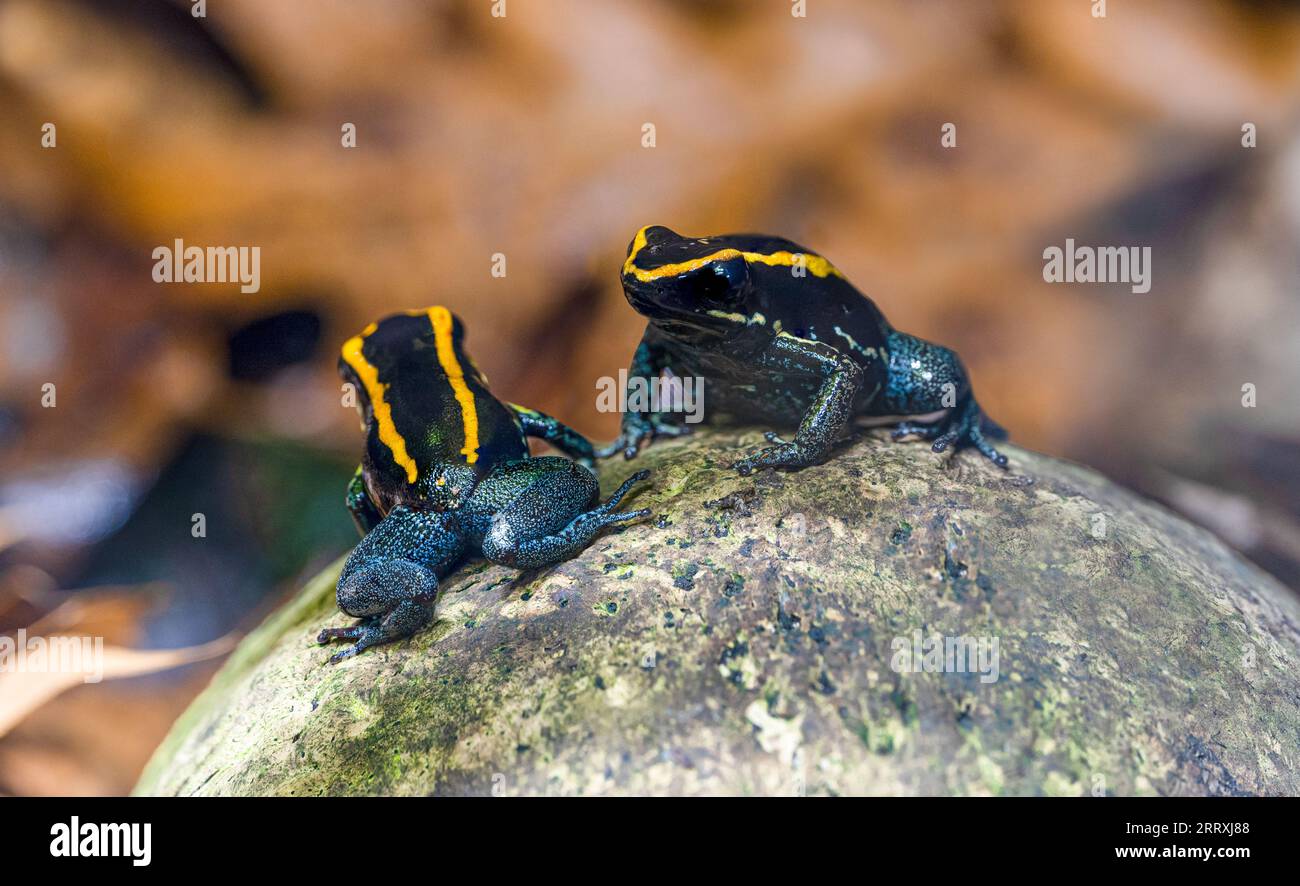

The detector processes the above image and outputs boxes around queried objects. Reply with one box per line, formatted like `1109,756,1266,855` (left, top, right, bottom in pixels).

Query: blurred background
1,0,1298,795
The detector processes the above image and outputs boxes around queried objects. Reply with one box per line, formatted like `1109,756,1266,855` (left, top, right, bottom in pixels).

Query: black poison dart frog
320,306,650,662
600,226,1009,473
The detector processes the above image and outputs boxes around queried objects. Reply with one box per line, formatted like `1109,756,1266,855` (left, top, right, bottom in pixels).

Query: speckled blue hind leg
480,465,652,569
319,506,465,662
881,333,1009,468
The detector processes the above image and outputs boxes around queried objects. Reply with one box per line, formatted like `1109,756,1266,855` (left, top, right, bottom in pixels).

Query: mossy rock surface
136,428,1300,796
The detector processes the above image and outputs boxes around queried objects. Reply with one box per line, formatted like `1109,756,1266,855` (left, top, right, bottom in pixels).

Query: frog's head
620,225,758,343
338,311,447,425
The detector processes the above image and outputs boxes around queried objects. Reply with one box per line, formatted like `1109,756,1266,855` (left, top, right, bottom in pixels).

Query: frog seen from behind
600,225,1009,473
320,306,650,662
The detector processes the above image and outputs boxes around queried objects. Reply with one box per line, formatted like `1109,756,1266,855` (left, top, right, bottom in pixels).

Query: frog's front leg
733,333,863,475
346,465,384,535
472,458,651,570
318,505,465,663
596,333,693,460
510,404,596,471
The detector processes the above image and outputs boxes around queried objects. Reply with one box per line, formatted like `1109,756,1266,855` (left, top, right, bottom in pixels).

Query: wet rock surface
136,429,1300,796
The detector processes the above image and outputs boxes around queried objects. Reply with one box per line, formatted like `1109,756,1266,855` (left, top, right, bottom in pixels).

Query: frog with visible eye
600,225,1009,473
319,306,650,662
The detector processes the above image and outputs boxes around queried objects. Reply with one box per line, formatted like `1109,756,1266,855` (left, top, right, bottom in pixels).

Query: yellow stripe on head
623,226,843,283
341,330,419,484
427,306,480,465
622,225,652,278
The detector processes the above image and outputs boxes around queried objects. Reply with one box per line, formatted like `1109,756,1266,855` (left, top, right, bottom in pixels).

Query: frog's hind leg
880,333,1009,468
319,506,464,663
478,459,651,570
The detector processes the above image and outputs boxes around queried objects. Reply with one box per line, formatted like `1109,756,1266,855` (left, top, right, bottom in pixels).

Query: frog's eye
694,267,732,300
687,260,746,302
435,476,447,487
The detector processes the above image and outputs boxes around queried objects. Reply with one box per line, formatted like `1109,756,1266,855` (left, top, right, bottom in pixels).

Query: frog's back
340,308,525,493
721,233,892,354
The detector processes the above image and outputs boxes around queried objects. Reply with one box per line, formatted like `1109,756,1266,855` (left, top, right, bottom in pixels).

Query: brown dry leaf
28,584,167,645
0,666,220,796
0,633,236,739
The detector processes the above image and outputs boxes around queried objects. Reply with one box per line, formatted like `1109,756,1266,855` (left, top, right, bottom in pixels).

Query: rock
134,428,1300,796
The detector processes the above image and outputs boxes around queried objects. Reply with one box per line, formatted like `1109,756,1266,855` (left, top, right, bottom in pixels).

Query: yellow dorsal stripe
622,225,843,283
427,306,479,465
341,330,419,484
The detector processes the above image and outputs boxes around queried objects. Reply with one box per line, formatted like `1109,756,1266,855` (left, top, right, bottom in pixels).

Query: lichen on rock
135,428,1300,796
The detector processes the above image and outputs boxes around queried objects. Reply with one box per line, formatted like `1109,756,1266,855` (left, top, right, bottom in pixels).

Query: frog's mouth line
621,278,749,342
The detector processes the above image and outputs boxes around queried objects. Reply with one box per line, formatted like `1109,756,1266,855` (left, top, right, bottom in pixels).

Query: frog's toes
595,430,648,460
968,425,1009,468
575,505,651,536
319,599,434,664
733,442,814,475
326,643,364,664
930,429,962,454
317,623,376,663
594,469,651,514
324,631,388,664
651,417,693,438
597,417,690,460
929,419,1009,469
594,436,631,459
316,624,367,644
606,507,651,525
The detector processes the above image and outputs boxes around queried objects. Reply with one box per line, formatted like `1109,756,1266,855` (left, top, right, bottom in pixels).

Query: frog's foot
316,620,373,643
320,559,439,663
732,439,822,475
595,415,693,460
594,469,652,514
318,600,434,664
928,401,1009,468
